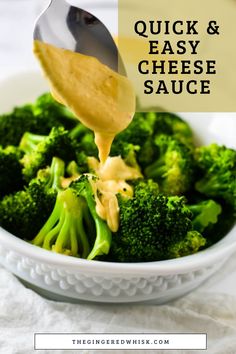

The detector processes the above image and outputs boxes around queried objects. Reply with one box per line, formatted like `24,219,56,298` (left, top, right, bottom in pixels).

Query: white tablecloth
0,254,236,354
0,1,235,353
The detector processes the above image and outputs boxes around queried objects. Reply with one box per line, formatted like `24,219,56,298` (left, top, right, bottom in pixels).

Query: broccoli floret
136,112,194,169
144,134,195,195
71,175,112,259
0,94,77,148
70,123,99,157
32,175,112,259
31,188,91,257
203,202,236,245
109,112,194,172
0,145,24,197
0,105,35,147
152,112,194,147
70,122,92,140
20,127,78,181
188,200,222,233
20,131,86,173
167,230,206,258
0,157,65,240
114,112,153,147
32,93,77,131
130,178,160,197
20,131,46,154
110,142,141,169
78,132,98,157
138,138,159,169
109,180,205,262
195,144,236,208
112,112,156,169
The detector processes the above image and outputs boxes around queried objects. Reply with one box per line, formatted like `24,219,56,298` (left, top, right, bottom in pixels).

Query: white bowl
0,71,235,304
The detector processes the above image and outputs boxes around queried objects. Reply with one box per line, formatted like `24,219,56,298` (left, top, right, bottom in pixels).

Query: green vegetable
0,105,35,147
0,157,65,240
0,93,235,263
20,127,78,181
151,112,194,147
188,199,222,233
168,230,206,258
32,188,91,257
195,144,236,208
32,175,112,260
0,145,24,197
109,179,205,262
144,134,195,195
111,142,140,169
32,93,77,131
71,175,112,260
115,112,153,147
20,131,46,154
0,93,77,148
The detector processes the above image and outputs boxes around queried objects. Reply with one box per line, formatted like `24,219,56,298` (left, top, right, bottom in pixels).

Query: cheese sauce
33,40,135,163
61,156,142,232
88,156,142,232
34,40,138,231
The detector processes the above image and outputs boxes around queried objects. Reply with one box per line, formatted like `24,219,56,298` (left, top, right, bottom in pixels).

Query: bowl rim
0,225,235,275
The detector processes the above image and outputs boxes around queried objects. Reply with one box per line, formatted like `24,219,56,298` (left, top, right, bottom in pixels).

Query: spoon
33,0,119,72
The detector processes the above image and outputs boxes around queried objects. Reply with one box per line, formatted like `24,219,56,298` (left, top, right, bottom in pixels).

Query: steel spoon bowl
34,0,119,72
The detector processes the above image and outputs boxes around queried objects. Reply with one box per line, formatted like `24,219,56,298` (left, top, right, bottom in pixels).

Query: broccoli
152,112,194,147
70,122,92,140
109,180,205,262
20,127,78,181
137,137,159,169
144,134,195,195
188,199,222,233
138,112,194,168
70,123,99,158
203,202,236,246
0,94,77,148
71,122,143,171
110,142,141,169
71,175,112,259
167,230,206,258
0,105,35,147
20,131,46,153
31,188,91,257
32,175,112,260
0,145,24,197
78,131,98,158
32,93,77,131
110,112,155,169
114,112,153,147
0,157,65,240
195,144,236,208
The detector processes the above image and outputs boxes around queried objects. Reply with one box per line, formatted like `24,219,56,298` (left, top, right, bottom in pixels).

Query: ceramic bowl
0,71,235,304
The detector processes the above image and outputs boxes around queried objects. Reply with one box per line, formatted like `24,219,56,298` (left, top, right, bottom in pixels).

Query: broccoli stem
87,217,112,260
196,177,228,195
32,195,62,247
32,189,90,257
144,156,166,179
72,176,112,260
20,132,46,153
48,157,65,191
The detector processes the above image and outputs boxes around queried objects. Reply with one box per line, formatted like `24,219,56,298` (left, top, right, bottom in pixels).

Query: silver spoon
33,0,119,72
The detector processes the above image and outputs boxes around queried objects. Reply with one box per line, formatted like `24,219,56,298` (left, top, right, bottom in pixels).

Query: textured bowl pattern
0,243,226,303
